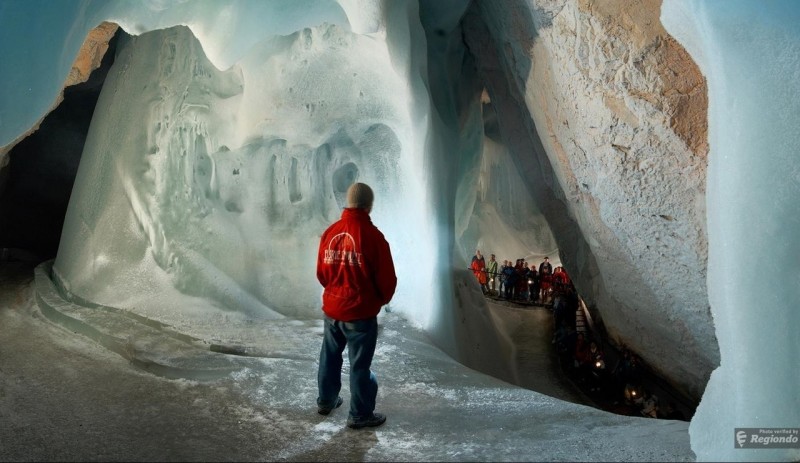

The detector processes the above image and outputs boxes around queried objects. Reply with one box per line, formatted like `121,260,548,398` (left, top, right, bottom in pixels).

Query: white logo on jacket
323,233,362,266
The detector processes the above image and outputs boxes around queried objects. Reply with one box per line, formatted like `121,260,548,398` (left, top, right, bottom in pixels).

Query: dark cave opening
0,28,123,263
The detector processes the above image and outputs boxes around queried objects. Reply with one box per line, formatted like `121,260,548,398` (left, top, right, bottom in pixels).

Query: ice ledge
35,260,261,380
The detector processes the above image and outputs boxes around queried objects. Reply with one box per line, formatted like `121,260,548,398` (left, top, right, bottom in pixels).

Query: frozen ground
0,262,693,462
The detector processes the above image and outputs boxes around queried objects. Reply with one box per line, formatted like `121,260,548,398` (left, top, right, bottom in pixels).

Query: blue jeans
317,316,378,419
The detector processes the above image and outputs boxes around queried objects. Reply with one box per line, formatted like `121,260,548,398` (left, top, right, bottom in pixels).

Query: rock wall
66,22,119,87
464,0,718,400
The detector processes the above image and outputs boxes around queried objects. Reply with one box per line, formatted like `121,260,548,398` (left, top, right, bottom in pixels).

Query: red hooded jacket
316,208,397,321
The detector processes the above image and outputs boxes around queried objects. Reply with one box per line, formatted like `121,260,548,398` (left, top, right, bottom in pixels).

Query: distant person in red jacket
552,266,571,294
316,182,397,429
471,250,488,294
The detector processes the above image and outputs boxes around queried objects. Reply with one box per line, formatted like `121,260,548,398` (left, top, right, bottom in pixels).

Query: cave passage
469,264,695,422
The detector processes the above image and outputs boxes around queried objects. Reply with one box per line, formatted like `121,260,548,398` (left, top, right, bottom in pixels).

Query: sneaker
347,412,386,429
317,397,343,416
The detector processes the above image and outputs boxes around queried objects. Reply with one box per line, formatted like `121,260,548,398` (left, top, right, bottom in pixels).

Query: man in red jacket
316,182,397,429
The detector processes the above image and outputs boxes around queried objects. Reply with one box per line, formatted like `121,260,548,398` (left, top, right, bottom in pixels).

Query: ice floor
0,262,694,462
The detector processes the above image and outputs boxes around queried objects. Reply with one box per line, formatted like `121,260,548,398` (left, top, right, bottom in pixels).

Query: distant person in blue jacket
502,263,517,299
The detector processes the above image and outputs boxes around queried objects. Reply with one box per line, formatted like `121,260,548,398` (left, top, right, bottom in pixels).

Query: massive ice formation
54,22,420,320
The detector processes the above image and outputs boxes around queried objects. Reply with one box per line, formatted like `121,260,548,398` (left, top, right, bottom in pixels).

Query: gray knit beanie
346,182,374,209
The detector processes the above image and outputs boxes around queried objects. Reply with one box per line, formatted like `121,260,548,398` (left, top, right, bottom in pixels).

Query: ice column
662,1,800,461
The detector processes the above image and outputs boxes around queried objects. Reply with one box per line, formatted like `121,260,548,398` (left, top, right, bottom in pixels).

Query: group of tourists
468,248,686,421
469,250,571,304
